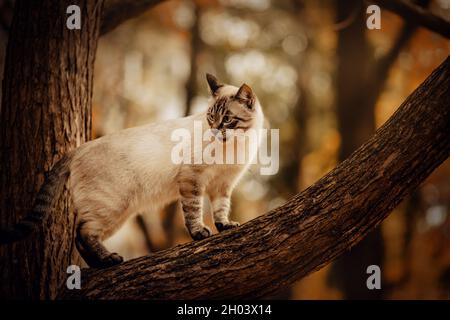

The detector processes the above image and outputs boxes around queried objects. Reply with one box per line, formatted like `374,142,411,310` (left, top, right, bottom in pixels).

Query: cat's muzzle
211,128,228,142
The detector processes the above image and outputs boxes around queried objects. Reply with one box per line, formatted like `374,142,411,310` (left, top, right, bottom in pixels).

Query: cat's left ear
236,83,255,109
206,73,223,96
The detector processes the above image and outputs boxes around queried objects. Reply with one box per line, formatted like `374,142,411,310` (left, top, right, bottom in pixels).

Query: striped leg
211,195,239,232
179,181,211,240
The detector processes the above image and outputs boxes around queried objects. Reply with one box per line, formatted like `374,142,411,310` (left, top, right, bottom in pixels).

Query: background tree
329,0,431,300
0,0,103,299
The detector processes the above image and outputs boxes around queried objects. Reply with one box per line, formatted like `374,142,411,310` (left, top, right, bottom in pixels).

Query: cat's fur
0,74,264,268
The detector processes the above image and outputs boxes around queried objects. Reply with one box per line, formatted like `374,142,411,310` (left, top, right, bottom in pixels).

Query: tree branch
372,0,450,38
101,0,166,35
62,57,450,300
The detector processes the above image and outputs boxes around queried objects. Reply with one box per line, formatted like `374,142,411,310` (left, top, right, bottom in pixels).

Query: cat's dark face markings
206,74,256,135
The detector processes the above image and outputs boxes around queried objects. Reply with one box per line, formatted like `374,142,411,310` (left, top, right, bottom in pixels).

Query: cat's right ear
206,73,223,96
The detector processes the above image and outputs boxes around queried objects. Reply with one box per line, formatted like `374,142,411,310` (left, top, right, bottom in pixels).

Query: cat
0,74,264,268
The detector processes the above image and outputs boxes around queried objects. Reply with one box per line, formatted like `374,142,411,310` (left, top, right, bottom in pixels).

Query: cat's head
205,73,263,135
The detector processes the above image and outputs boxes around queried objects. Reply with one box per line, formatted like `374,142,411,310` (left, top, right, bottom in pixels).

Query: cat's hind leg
75,222,123,268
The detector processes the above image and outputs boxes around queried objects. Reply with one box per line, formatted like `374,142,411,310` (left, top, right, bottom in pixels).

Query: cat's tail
0,152,73,244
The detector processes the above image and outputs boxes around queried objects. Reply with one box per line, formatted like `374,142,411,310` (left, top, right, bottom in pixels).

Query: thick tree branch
372,0,450,38
101,0,166,35
62,57,450,300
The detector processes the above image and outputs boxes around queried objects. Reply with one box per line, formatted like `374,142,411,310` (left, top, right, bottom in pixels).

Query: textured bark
0,0,103,299
373,0,450,39
63,57,450,300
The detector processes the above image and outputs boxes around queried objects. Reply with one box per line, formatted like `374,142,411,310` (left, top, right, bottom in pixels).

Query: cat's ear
206,73,223,96
235,83,255,108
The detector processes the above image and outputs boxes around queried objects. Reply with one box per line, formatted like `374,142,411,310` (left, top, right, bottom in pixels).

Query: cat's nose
211,121,220,129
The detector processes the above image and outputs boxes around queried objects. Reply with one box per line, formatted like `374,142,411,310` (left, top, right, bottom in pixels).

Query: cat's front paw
92,252,124,269
215,221,240,232
190,226,212,241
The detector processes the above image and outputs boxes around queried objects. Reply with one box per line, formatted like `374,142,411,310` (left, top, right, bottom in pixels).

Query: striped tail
0,153,73,244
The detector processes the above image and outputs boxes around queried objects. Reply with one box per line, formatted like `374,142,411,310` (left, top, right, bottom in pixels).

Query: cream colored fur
70,81,264,267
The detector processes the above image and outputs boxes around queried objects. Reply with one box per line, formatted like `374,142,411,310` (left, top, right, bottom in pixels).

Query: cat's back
69,113,205,198
73,113,203,160
107,113,205,166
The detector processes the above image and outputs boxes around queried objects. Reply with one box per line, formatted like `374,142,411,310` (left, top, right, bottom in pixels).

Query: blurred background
1,0,450,299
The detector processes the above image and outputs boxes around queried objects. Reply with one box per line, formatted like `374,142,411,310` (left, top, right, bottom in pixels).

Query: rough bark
0,0,103,299
63,57,450,300
373,0,450,39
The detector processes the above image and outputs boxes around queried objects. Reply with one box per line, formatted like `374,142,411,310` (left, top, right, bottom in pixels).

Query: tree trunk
183,3,201,117
0,0,103,299
63,57,450,299
330,0,384,300
335,0,372,160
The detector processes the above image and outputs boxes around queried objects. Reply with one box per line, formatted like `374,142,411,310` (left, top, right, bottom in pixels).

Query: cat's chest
196,163,243,184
